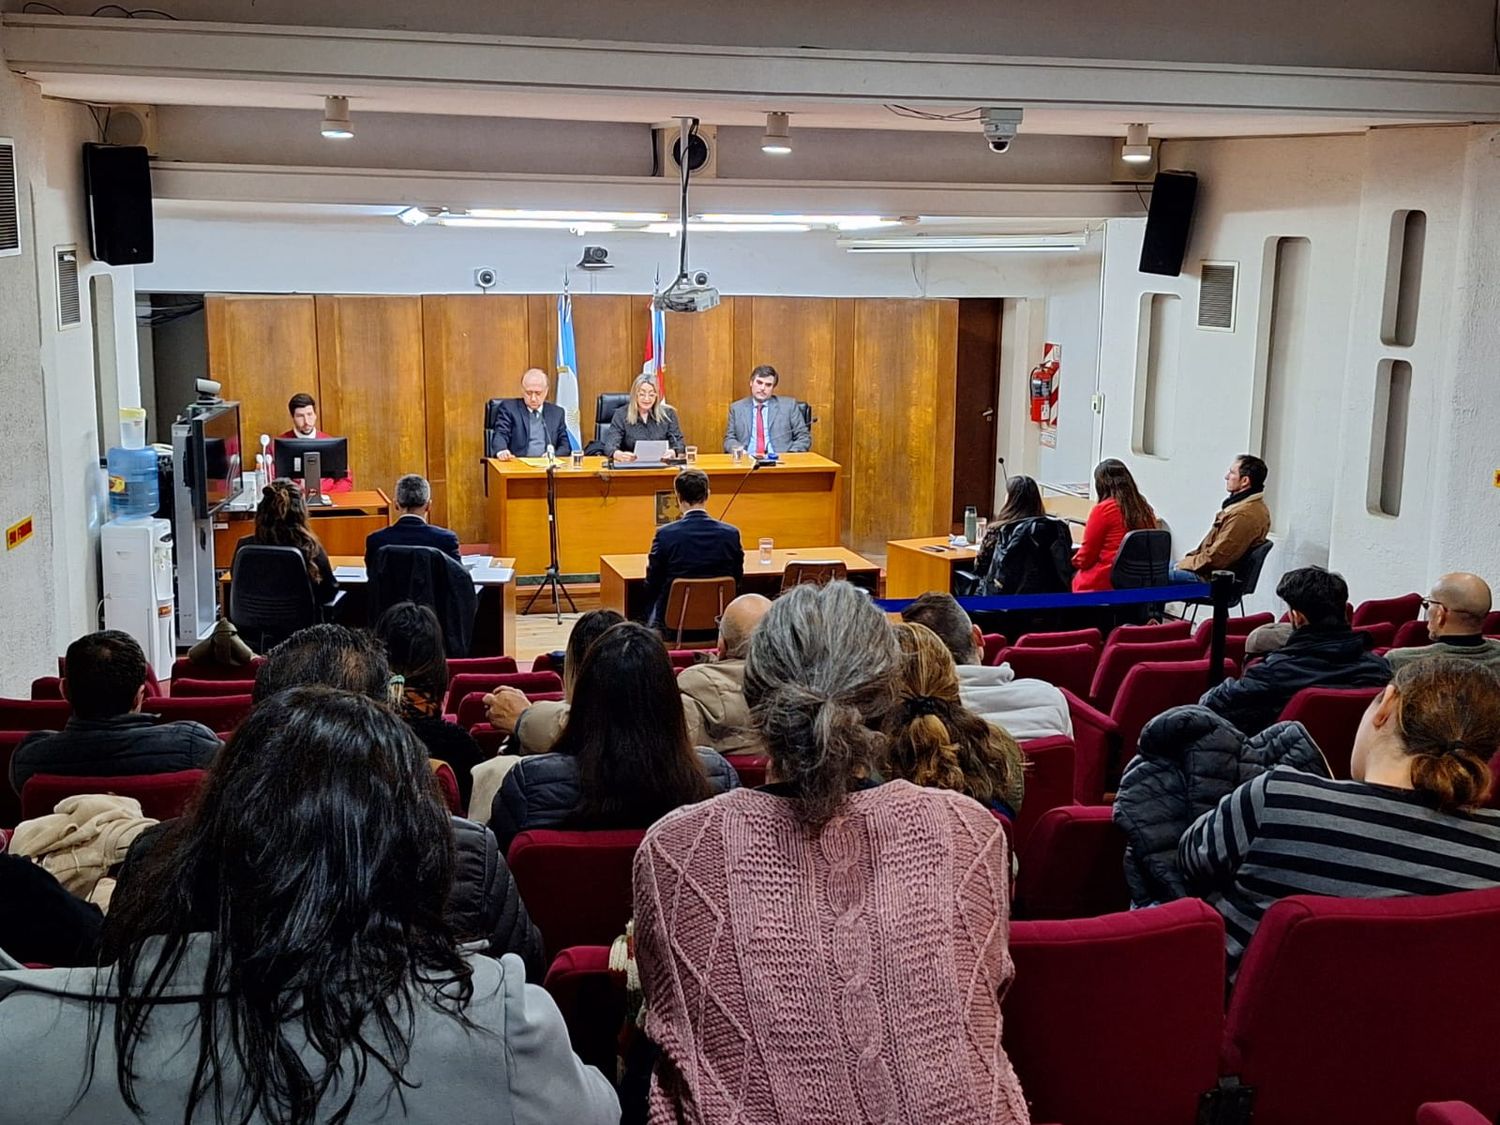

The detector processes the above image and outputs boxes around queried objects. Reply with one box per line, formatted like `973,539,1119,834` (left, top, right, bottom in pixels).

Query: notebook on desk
612,439,669,468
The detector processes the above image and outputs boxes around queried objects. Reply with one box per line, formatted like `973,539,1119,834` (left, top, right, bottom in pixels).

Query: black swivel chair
1109,529,1174,626
796,401,814,438
368,545,479,657
483,398,507,458
229,544,343,652
594,393,631,446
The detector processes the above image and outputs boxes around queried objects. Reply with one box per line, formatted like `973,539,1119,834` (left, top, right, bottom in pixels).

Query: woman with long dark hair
248,479,338,604
375,601,486,810
0,687,617,1123
1073,457,1157,592
975,475,1076,596
489,621,734,851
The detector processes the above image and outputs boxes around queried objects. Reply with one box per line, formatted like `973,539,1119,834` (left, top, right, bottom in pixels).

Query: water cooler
101,518,175,681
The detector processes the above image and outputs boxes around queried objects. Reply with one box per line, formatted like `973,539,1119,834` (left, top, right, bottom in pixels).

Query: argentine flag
556,292,582,450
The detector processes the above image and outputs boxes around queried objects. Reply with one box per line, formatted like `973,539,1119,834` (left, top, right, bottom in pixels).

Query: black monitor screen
192,404,242,517
274,436,349,482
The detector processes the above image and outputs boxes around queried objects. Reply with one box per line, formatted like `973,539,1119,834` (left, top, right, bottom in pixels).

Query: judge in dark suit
364,474,462,572
488,368,572,459
723,365,811,455
643,469,744,627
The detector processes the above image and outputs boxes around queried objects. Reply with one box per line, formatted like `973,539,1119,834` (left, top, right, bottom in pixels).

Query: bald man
488,368,573,459
1387,572,1500,671
679,593,773,755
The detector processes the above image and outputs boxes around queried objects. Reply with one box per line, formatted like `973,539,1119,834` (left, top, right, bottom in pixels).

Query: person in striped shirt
1180,656,1500,977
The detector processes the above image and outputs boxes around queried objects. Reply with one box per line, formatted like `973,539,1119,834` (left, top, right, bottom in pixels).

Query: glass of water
571,449,584,469
975,517,988,545
732,446,746,464
685,446,698,465
759,537,774,565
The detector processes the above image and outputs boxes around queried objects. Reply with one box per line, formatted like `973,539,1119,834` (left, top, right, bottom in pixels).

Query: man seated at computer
364,474,461,573
643,468,742,627
723,364,811,456
603,373,685,463
277,392,354,493
489,368,573,461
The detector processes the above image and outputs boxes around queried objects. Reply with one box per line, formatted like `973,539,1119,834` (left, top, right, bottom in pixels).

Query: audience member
364,473,462,570
374,602,486,808
1170,454,1271,582
632,581,1029,1122
1199,566,1390,735
0,853,102,967
885,621,1026,817
642,468,743,628
0,688,617,1122
603,372,686,462
678,593,772,754
10,631,219,793
1073,458,1158,592
246,479,339,605
251,622,389,703
485,609,626,755
1387,572,1500,671
1181,657,1500,977
489,622,736,852
976,475,1074,595
900,592,1072,740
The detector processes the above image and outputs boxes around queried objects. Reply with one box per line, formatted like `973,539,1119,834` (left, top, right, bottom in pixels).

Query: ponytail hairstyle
744,581,899,830
883,622,1023,807
253,479,326,584
1092,458,1157,532
1392,657,1500,811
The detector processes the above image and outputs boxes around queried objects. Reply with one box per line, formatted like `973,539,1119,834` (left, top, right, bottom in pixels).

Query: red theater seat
1004,899,1225,1125
170,677,256,698
1416,1104,1491,1125
723,753,769,788
980,632,1009,665
666,649,701,671
544,945,627,1076
0,699,70,732
1090,639,1202,711
992,644,1097,701
1110,619,1192,644
529,653,560,674
1111,659,1234,780
28,676,63,700
429,760,461,813
1013,804,1129,920
1351,592,1422,630
1276,686,1382,779
1014,627,1104,652
169,656,264,684
507,828,646,960
148,695,253,732
1060,689,1120,804
1218,887,1500,1125
20,769,208,821
445,671,562,715
447,655,518,675
1014,736,1076,847
1391,620,1431,648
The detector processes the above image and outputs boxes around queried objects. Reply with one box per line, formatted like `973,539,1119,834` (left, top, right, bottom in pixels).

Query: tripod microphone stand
523,452,577,623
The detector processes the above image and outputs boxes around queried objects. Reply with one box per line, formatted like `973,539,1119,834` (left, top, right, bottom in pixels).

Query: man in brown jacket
1170,454,1271,582
678,593,772,753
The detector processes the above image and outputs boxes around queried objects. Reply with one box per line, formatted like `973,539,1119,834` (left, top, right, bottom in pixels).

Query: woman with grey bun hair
632,581,1030,1124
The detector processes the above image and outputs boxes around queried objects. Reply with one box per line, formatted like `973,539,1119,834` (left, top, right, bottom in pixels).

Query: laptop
612,439,669,468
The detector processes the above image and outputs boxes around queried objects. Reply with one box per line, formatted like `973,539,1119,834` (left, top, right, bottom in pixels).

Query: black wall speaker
1139,170,1198,277
83,143,153,266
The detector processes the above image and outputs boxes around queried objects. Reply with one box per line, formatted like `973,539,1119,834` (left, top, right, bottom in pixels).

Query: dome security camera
981,107,1024,154
474,266,498,290
690,269,711,287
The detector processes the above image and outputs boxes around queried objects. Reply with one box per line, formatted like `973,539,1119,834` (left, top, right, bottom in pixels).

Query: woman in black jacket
978,476,1076,595
602,373,687,461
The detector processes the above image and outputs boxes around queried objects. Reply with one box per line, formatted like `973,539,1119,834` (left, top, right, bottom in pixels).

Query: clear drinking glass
759,537,774,565
571,449,584,469
975,517,989,545
732,446,746,464
685,446,698,465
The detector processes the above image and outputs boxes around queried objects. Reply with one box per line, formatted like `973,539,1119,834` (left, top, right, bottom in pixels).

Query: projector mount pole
523,459,576,623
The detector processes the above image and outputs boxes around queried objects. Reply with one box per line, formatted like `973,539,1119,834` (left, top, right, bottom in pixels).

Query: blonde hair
1393,657,1500,811
882,622,1024,808
626,373,671,426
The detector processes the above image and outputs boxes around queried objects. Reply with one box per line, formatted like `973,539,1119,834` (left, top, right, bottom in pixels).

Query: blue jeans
1169,566,1208,585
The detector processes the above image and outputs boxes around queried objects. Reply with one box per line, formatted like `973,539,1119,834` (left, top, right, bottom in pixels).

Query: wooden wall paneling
525,295,553,376
735,297,839,456
846,299,960,556
204,294,319,463
659,300,737,454
313,296,427,507
833,298,858,547
421,295,531,543
563,295,637,444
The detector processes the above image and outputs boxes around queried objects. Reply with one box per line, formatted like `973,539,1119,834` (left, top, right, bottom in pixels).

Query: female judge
603,373,686,462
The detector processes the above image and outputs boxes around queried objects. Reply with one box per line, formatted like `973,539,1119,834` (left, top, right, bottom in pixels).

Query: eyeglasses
1421,598,1447,615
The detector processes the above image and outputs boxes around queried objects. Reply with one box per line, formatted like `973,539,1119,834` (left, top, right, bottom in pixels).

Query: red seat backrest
20,769,208,822
168,656,264,683
1195,612,1275,649
1014,804,1130,920
1391,619,1431,648
0,731,26,828
29,677,64,700
530,653,561,674
429,760,462,813
1110,620,1192,644
543,945,627,1076
1416,1103,1493,1125
171,678,257,698
1014,627,1104,652
722,752,768,788
148,695,253,733
980,633,1009,665
447,655,519,675
1352,621,1396,649
507,828,647,960
666,649,702,671
1014,736,1076,848
1110,659,1235,780
1090,639,1203,711
1223,888,1500,1125
993,644,1098,701
1005,899,1225,1125
1060,688,1121,805
1351,592,1423,629
1276,686,1382,779
0,699,71,732
1485,611,1500,637
445,671,563,715
468,723,508,757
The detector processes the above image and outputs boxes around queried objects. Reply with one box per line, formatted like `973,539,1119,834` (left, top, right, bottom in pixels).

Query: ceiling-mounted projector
654,269,720,313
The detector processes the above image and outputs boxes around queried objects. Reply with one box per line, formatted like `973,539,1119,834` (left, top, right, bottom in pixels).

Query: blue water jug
107,445,159,519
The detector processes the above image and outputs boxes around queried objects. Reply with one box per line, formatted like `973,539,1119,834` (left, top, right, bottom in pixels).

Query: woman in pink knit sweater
632,581,1030,1124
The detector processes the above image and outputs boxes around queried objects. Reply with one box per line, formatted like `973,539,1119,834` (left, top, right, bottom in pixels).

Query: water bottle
107,445,159,520
963,505,978,545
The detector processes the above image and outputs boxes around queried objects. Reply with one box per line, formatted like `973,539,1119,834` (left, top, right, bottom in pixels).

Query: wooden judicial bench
212,489,393,570
599,547,879,620
486,453,842,577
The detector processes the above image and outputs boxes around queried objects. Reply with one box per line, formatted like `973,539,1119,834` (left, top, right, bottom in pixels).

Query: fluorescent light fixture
761,112,792,155
321,95,353,140
643,222,812,234
838,233,1089,253
465,208,668,222
436,217,618,232
396,207,436,226
1121,123,1153,164
695,213,898,231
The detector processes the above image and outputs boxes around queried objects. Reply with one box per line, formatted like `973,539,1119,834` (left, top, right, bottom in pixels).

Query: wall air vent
1197,260,1238,331
56,246,81,328
0,139,19,257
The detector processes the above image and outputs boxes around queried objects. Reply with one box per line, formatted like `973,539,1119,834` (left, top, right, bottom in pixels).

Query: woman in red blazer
1073,458,1158,592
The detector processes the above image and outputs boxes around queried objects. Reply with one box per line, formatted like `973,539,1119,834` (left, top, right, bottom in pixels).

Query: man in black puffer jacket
1112,705,1329,908
1199,566,1390,736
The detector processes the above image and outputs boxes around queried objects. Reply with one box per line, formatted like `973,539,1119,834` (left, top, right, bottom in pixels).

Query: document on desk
471,566,514,583
333,566,367,580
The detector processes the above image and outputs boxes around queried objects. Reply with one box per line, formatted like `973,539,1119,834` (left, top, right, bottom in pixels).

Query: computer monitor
274,436,349,484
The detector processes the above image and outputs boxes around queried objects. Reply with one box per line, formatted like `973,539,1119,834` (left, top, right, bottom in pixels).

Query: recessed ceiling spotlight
321,96,353,140
761,112,792,155
1121,123,1153,164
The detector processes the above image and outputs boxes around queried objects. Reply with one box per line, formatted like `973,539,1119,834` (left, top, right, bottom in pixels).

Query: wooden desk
486,453,841,577
886,503,1086,599
599,546,879,619
213,489,391,569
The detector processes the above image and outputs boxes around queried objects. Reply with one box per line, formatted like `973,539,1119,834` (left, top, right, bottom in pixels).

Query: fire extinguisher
1029,359,1058,423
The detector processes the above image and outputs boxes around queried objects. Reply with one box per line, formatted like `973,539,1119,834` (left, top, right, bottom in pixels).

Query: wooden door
953,298,1003,524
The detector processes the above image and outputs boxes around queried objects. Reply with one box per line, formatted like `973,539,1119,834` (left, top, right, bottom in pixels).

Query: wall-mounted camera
474,267,498,290
981,107,1024,154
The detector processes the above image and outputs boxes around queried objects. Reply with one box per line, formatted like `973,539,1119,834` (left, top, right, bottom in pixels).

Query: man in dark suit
364,474,462,572
644,469,744,627
488,368,573,459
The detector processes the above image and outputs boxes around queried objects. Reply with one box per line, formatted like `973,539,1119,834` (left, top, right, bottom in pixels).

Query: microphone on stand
545,444,557,468
718,458,764,524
